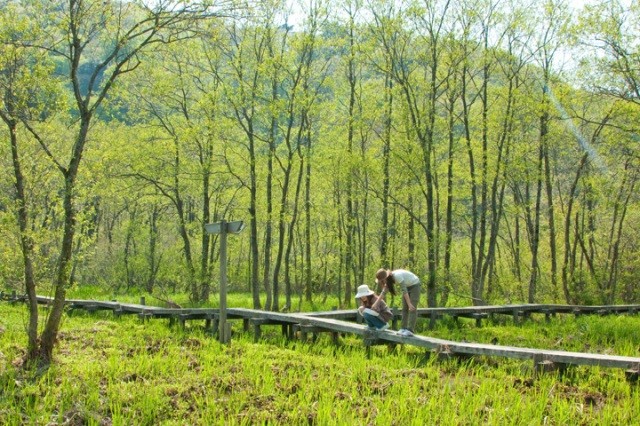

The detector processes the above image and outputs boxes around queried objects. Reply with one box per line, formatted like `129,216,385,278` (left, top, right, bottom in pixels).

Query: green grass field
1,300,639,425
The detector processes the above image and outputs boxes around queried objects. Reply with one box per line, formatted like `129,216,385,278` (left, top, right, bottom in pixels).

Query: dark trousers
402,284,421,331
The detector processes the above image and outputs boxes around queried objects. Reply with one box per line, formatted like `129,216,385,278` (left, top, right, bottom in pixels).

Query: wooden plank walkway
2,292,639,379
228,308,640,371
297,303,640,324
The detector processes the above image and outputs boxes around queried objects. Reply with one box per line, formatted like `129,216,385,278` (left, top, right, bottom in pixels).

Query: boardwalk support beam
434,344,472,363
533,353,570,378
363,330,387,359
625,369,639,385
473,313,488,327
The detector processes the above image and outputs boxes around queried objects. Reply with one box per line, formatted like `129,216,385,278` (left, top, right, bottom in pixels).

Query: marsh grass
1,303,639,425
65,287,348,312
424,313,640,356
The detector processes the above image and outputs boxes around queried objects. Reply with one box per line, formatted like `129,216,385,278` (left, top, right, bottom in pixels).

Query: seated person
355,284,394,330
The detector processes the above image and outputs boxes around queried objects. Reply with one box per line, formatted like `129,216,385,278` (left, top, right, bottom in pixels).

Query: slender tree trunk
408,197,416,269
381,72,392,268
248,130,262,309
172,140,198,302
304,129,313,302
284,150,305,310
513,193,522,282
343,18,358,304
263,70,277,311
528,139,544,304
199,147,212,301
540,85,558,299
4,118,39,362
40,116,92,364
147,206,160,293
272,147,295,311
124,206,137,290
461,60,481,303
482,77,514,298
562,153,588,303
605,161,636,304
476,33,490,303
443,90,456,306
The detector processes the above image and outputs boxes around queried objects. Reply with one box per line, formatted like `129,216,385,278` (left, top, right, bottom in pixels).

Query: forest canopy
1,0,639,315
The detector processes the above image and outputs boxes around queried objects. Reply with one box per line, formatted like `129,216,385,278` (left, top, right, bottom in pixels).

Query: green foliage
2,0,640,311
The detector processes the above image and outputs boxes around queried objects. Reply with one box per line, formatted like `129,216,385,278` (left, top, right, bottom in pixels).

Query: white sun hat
355,284,375,299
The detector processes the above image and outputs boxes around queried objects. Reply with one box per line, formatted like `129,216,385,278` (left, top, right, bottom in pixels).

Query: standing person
355,284,394,331
376,268,420,335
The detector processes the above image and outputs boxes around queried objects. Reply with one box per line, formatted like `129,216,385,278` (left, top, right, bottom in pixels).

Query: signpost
205,219,244,343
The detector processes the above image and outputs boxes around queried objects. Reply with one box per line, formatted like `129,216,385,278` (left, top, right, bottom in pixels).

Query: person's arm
395,272,416,311
403,292,416,311
371,287,388,310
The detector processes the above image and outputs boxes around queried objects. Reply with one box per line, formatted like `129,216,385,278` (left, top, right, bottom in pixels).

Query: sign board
205,220,244,235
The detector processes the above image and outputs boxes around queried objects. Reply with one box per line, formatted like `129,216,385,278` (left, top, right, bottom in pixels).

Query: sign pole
204,219,243,344
219,220,229,344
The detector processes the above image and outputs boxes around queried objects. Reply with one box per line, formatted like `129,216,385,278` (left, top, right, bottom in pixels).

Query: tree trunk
146,206,160,294
381,72,392,268
528,141,544,304
40,117,92,364
540,86,558,300
562,153,588,303
304,129,313,302
249,130,262,309
4,119,39,362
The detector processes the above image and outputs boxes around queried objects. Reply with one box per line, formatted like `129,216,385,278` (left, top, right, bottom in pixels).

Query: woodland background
1,0,639,317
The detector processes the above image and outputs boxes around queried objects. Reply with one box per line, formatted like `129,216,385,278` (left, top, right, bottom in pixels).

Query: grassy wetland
1,299,640,425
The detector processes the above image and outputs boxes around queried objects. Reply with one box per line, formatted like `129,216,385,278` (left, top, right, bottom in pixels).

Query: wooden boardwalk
2,292,639,381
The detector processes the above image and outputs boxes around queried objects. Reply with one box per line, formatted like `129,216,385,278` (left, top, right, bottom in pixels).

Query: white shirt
391,269,420,293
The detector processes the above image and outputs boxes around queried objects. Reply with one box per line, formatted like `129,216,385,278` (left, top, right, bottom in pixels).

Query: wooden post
533,353,568,377
297,325,309,342
363,330,376,359
206,220,243,344
435,344,453,362
253,321,262,343
429,311,438,329
219,220,229,344
392,307,399,330
625,369,639,385
533,353,544,377
139,297,146,323
111,300,121,319
473,313,484,328
512,309,520,325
